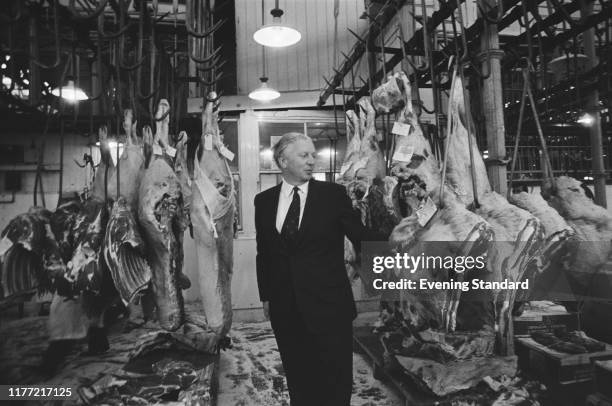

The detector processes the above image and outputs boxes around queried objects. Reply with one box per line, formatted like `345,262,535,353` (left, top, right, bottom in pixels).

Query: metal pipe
581,0,606,207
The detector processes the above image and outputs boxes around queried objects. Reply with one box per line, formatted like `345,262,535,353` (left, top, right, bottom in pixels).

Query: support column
28,10,40,106
582,0,607,207
479,2,506,195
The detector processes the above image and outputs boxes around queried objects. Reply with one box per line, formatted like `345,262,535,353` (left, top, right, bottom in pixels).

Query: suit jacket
255,179,375,333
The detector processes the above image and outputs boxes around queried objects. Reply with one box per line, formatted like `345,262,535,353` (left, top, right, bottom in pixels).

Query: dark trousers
270,297,353,406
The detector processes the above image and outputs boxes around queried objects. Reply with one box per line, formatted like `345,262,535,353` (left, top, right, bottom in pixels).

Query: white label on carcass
204,134,213,150
219,145,235,161
0,236,13,256
166,146,177,157
392,145,414,163
416,197,437,227
153,144,163,156
392,121,411,137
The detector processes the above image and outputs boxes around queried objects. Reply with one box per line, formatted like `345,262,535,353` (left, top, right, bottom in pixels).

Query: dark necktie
281,186,301,245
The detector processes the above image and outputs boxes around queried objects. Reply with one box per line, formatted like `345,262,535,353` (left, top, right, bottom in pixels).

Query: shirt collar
281,179,309,198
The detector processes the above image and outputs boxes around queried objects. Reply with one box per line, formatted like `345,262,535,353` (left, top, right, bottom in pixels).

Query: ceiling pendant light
249,5,281,104
253,0,301,48
51,78,88,102
249,77,280,101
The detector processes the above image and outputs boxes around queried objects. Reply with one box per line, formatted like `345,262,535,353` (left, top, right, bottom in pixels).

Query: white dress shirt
276,180,309,233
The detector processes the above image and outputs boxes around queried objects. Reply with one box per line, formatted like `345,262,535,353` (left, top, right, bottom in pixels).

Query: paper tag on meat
165,146,177,157
416,197,437,227
392,121,411,137
204,134,213,150
0,236,13,256
392,145,414,163
153,144,163,156
219,145,235,161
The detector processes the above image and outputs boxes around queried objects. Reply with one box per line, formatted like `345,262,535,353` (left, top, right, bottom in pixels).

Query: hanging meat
138,101,186,331
541,176,612,295
106,109,145,206
509,192,574,303
103,110,152,305
104,197,152,304
1,207,65,299
444,73,491,206
338,110,362,182
376,71,494,334
472,192,542,354
65,198,109,294
190,91,236,343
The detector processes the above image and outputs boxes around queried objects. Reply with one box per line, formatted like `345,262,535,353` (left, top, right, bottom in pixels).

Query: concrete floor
0,303,401,405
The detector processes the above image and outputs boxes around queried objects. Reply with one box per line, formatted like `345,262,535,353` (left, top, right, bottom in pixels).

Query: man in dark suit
254,132,377,406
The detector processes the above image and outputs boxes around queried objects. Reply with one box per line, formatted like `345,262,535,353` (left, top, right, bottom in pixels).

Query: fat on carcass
105,110,145,206
338,110,362,182
509,192,574,303
190,92,235,342
1,207,65,299
542,176,612,295
473,192,543,354
91,126,115,202
444,73,491,206
138,102,186,331
356,97,386,181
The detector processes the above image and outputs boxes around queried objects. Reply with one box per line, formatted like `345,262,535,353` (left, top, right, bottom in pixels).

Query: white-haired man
254,132,379,405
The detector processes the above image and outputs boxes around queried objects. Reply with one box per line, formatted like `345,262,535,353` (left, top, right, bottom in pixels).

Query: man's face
279,138,315,184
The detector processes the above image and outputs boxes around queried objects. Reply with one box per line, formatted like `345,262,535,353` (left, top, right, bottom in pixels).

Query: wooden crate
513,311,579,337
595,360,612,399
516,336,612,385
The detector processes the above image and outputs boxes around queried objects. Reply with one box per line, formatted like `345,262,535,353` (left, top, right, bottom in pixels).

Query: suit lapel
296,179,317,246
269,183,282,234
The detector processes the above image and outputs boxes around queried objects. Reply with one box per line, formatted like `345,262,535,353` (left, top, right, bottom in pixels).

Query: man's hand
262,301,270,320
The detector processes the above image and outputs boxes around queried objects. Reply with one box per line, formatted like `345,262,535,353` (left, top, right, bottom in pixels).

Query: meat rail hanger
68,0,108,21
508,59,554,196
31,0,62,70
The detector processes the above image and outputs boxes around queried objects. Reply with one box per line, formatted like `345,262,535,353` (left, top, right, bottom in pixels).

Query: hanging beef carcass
138,101,186,331
338,110,362,183
103,110,152,305
509,192,574,304
42,127,117,370
542,176,612,297
1,207,65,299
374,71,494,336
472,192,542,354
190,91,236,344
104,197,152,304
444,73,491,206
106,109,144,206
337,98,399,285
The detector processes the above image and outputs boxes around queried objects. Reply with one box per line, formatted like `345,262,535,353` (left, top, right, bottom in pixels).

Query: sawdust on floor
217,322,403,406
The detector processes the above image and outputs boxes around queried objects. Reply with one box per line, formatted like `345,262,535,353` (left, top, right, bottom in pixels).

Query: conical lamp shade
51,79,88,102
254,23,301,48
249,78,280,101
